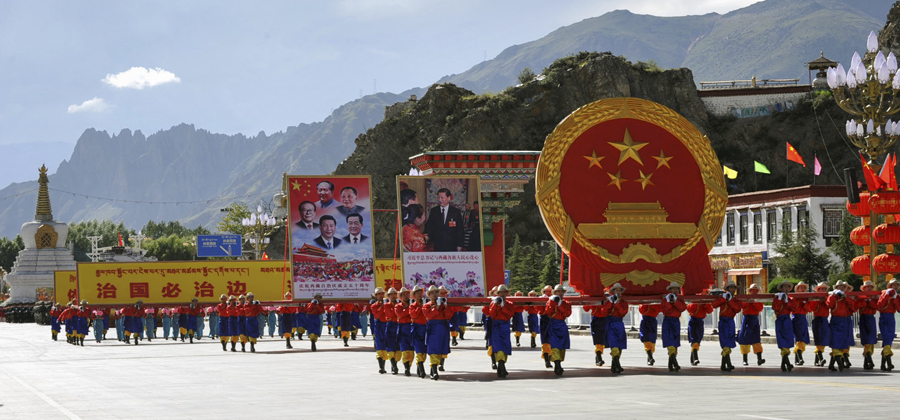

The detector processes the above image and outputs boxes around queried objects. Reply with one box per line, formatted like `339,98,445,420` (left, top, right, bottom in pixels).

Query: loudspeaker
845,168,859,204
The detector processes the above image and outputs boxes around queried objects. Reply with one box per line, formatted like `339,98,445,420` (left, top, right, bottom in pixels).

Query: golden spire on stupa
35,164,52,221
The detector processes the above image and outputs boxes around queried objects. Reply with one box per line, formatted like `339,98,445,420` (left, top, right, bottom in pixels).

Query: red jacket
609,299,629,317
423,301,453,320
772,296,800,316
639,304,662,317
306,301,325,315
712,296,741,318
394,301,412,323
687,302,713,319
878,290,900,313
741,301,764,316
488,300,516,321
584,302,610,317
826,293,855,317
544,298,571,320
791,299,812,315
382,301,399,322
807,300,830,317
660,298,686,318
244,302,262,317
409,299,427,325
855,296,878,315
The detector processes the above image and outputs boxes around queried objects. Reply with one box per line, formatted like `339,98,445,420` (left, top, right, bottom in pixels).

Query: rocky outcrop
336,52,710,255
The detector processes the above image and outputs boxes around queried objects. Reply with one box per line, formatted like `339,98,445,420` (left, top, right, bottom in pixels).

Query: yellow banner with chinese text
53,270,79,304
77,261,290,305
374,259,402,290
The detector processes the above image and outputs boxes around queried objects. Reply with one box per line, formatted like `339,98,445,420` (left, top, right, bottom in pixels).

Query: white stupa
3,165,77,304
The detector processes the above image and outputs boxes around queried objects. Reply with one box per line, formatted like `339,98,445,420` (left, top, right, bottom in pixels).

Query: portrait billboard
397,175,485,297
288,175,375,299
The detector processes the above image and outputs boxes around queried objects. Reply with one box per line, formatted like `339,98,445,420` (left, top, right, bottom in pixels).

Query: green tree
142,220,210,240
517,67,536,84
217,202,251,234
538,247,560,289
506,235,525,286
145,234,195,261
520,246,542,289
67,220,134,262
771,225,833,285
0,235,25,272
829,211,861,271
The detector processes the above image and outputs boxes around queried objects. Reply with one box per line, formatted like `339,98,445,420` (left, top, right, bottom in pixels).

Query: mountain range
0,0,893,240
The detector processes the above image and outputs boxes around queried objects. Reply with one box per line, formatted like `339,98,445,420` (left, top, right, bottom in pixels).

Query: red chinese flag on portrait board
786,142,805,167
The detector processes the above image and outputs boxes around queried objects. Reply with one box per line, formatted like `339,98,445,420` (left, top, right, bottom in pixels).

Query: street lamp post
242,205,277,260
827,31,900,285
828,31,900,164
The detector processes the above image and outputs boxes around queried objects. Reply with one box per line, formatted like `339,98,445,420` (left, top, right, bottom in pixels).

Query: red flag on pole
118,232,123,246
814,154,821,176
262,252,270,260
787,142,806,167
861,152,885,190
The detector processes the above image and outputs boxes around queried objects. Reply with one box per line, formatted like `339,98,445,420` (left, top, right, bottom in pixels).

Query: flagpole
786,164,789,188
755,167,758,192
813,153,817,185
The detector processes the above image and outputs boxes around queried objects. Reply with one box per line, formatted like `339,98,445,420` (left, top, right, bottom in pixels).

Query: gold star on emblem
583,150,604,169
609,128,648,166
634,170,654,190
653,150,673,169
607,171,626,190
291,180,302,191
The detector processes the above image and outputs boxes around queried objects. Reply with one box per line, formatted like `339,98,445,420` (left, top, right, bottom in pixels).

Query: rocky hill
440,0,892,93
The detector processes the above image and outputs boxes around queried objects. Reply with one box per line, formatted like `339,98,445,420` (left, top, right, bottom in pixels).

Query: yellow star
291,180,302,191
609,128,648,166
654,150,673,169
634,170,654,190
607,171,626,190
583,150,604,169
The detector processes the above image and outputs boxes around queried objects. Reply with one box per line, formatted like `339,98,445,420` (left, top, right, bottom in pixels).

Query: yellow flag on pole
723,165,738,179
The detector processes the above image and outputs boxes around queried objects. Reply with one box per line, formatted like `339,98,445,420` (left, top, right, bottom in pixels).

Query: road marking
740,415,791,420
735,375,900,393
616,399,661,406
5,373,81,420
527,387,560,393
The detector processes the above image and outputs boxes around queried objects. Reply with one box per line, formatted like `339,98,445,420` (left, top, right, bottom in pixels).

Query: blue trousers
640,315,658,343
661,316,680,348
398,322,413,352
718,317,736,348
792,314,810,344
491,319,512,356
688,316,704,345
738,314,761,345
607,316,627,349
829,316,851,349
162,316,171,338
859,314,877,346
775,314,795,349
880,313,896,347
412,323,426,354
548,318,570,350
812,316,830,347
425,320,450,356
590,316,608,346
385,321,400,352
267,313,277,336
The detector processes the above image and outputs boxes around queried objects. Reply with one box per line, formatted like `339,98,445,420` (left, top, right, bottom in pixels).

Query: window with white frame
753,210,762,244
823,209,843,237
740,212,749,244
726,213,735,245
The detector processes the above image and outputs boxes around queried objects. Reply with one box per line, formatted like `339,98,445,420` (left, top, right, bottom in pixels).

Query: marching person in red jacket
216,294,231,351
306,293,325,352
423,286,454,380
545,284,572,376
877,279,899,371
712,281,741,371
488,284,516,378
526,290,540,348
808,282,831,366
827,281,855,371
394,288,415,376
687,294,713,366
409,286,428,378
739,283,765,366
638,303,661,366
790,282,812,366
661,282,687,372
856,280,879,370
607,283,629,374
583,297,610,367
772,281,800,372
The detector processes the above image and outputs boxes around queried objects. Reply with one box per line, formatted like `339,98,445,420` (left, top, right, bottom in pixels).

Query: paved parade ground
1,323,898,420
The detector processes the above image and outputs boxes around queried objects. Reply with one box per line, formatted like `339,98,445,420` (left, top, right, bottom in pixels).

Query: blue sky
0,0,760,152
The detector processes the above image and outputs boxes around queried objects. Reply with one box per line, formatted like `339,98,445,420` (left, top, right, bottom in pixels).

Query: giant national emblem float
536,97,727,295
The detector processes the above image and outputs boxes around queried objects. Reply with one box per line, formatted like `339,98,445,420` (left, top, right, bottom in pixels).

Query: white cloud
102,67,181,89
67,97,109,113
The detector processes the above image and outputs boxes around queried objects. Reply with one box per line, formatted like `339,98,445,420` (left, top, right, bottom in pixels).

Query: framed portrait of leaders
287,175,375,299
396,175,485,298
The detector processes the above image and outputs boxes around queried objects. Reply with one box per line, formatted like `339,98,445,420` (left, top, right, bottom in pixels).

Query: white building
708,185,848,292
